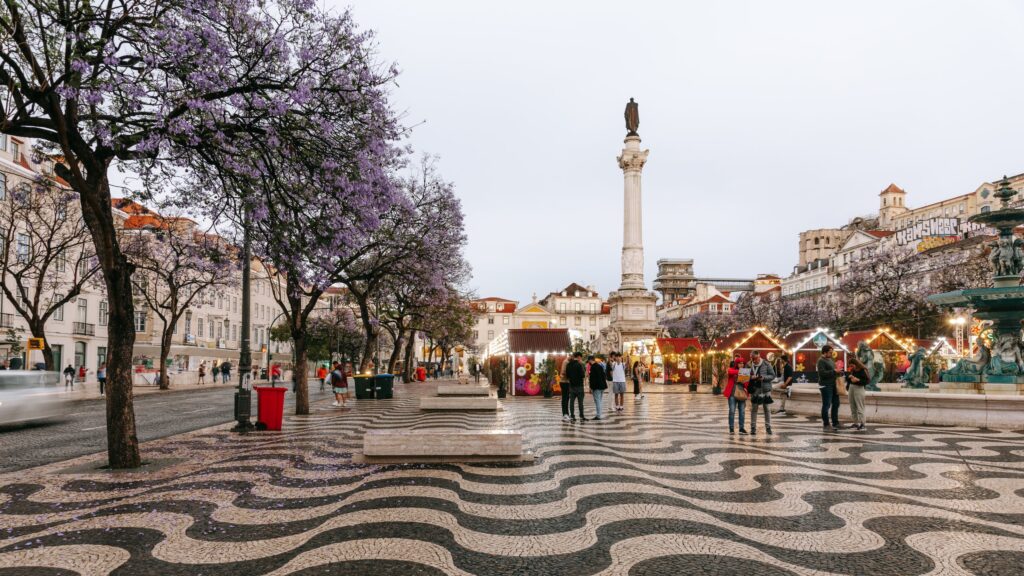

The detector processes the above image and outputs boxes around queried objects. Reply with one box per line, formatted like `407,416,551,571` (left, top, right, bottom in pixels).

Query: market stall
655,338,702,384
709,327,788,366
506,329,571,397
839,329,914,383
782,328,849,382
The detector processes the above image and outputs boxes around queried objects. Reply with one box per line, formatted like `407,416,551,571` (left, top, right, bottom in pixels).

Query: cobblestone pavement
1,382,1023,575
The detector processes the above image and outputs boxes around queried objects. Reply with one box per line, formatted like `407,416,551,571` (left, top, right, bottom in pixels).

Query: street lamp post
949,316,966,357
232,221,255,433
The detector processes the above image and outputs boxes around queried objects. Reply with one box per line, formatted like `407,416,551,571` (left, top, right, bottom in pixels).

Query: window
56,250,67,273
487,330,494,340
575,316,581,326
208,319,214,338
53,293,64,321
559,316,566,325
233,297,238,313
0,134,6,151
10,140,19,161
16,233,30,264
216,323,223,339
74,341,86,368
474,330,479,341
77,258,87,279
231,324,237,341
185,311,192,335
134,311,147,332
558,302,566,312
487,316,494,325
197,315,204,337
814,238,820,245
98,300,108,326
502,316,509,325
0,173,5,200
589,303,597,313
76,298,87,323
96,346,107,369
574,303,581,311
590,317,596,326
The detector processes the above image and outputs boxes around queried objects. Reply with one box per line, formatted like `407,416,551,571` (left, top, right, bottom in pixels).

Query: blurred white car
0,370,69,425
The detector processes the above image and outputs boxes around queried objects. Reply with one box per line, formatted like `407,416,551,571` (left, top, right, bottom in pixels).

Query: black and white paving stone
1,382,1023,575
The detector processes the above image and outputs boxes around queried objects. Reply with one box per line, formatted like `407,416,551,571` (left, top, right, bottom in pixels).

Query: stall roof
840,329,913,353
507,329,571,354
710,327,787,354
782,328,850,353
656,338,702,355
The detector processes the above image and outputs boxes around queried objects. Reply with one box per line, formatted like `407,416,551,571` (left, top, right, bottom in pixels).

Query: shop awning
507,329,571,354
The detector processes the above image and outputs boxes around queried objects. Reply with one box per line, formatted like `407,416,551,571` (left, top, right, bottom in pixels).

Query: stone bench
363,429,522,457
420,396,499,410
437,384,490,396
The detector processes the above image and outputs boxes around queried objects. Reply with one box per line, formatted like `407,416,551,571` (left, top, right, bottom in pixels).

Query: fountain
928,176,1024,390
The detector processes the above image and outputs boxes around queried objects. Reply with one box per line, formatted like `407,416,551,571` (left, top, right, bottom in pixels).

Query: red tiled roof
865,230,895,238
507,329,571,354
879,183,905,196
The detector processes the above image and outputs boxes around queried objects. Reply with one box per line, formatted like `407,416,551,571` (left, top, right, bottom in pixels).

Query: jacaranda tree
0,0,386,467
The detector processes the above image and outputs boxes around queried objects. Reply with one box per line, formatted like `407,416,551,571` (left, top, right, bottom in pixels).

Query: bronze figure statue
624,98,639,136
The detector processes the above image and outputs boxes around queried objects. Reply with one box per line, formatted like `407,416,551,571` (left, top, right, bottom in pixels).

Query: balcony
0,313,13,328
72,322,96,336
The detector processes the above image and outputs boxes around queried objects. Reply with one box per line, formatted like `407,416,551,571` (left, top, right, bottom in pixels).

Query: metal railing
72,322,95,336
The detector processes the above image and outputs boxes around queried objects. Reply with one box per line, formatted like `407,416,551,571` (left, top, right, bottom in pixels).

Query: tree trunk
402,334,416,382
158,320,173,390
387,327,404,374
355,296,376,372
30,322,54,370
102,260,141,469
292,330,309,415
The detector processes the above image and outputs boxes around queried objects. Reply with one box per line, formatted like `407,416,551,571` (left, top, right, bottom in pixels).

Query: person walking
724,359,748,434
566,353,587,422
747,350,776,435
632,360,647,400
77,365,87,384
588,355,608,420
198,362,207,385
317,364,328,391
610,352,627,412
270,364,282,385
97,363,107,395
559,354,573,422
330,362,349,407
772,353,794,415
220,361,232,383
817,345,841,432
211,361,220,383
846,356,869,431
63,364,75,388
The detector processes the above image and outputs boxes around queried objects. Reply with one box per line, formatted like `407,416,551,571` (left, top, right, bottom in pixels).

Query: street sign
27,338,44,350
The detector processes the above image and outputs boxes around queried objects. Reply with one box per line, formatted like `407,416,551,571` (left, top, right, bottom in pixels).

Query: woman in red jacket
724,358,748,435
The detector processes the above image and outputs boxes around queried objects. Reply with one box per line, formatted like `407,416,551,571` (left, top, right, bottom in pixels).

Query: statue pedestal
607,287,661,350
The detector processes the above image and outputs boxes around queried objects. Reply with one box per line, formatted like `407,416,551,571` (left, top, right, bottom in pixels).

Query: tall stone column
617,135,649,290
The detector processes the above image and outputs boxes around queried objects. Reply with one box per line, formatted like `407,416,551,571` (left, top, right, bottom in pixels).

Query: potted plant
540,357,556,398
685,345,699,392
496,357,509,398
709,352,729,395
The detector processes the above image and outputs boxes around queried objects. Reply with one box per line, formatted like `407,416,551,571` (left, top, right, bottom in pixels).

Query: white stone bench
437,384,490,396
363,429,522,457
420,396,499,410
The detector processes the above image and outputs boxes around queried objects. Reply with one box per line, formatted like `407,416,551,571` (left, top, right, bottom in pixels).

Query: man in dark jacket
817,345,841,431
565,352,586,422
588,355,609,420
563,353,585,422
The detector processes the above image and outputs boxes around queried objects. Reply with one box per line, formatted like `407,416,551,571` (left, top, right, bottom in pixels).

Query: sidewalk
54,377,281,401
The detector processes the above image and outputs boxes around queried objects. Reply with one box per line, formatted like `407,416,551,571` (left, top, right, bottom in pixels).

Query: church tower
878,183,908,229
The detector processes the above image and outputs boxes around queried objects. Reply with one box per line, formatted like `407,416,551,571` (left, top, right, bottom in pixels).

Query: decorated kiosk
655,338,702,385
782,328,850,382
840,328,914,388
710,327,788,366
505,329,571,397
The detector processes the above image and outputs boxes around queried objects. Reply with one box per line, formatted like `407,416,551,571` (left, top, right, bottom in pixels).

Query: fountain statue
855,341,884,391
929,176,1024,385
901,346,930,389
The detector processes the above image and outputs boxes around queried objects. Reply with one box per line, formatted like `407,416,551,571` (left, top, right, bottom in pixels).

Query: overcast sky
340,0,1024,304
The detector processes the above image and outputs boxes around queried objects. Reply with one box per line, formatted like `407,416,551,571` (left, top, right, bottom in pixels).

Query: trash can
253,386,287,431
354,375,375,399
416,366,426,382
374,374,395,399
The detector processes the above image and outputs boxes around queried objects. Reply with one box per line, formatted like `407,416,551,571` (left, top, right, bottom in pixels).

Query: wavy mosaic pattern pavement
1,383,1024,575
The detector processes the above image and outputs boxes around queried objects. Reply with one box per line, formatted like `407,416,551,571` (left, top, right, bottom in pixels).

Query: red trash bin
254,386,287,431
